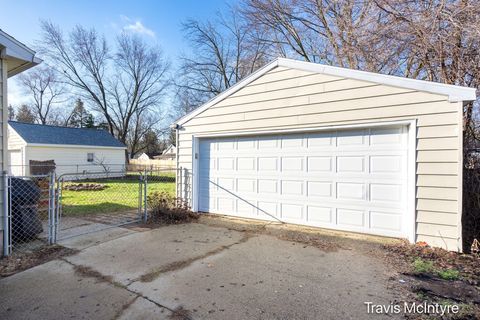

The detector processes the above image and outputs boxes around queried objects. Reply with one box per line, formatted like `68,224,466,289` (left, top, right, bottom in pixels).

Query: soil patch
0,245,78,278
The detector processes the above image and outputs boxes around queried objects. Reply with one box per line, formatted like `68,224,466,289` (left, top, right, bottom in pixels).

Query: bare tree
176,9,269,112
241,0,404,73
17,66,66,124
38,21,170,158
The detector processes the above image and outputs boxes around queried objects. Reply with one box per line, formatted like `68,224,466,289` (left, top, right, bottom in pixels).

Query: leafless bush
147,191,198,224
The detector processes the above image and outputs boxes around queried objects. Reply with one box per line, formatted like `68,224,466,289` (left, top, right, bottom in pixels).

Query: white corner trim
173,58,476,127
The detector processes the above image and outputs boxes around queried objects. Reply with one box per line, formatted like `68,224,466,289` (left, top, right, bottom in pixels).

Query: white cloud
120,15,155,38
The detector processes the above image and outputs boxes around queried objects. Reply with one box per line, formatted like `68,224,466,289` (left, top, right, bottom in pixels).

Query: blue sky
1,0,233,106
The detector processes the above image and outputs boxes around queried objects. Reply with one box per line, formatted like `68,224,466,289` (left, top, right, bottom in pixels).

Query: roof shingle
9,121,126,148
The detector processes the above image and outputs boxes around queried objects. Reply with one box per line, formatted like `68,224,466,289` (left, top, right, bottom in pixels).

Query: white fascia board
0,30,42,77
278,58,476,102
174,59,279,126
26,143,127,150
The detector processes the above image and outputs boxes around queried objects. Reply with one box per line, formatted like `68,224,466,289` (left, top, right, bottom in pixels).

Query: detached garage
173,58,476,251
8,121,126,177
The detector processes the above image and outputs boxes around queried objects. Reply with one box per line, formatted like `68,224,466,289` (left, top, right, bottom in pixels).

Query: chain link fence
3,174,55,255
3,166,191,255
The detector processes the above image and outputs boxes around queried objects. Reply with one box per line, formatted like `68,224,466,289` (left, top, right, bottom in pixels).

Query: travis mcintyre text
365,301,459,316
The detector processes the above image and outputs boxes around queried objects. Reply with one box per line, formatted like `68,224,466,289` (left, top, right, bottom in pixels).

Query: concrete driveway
0,217,401,320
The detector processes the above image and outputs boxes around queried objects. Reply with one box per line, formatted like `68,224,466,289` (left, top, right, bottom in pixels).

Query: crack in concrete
136,233,253,283
60,258,195,320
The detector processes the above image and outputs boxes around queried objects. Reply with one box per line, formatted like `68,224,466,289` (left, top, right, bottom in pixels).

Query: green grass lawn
60,173,176,216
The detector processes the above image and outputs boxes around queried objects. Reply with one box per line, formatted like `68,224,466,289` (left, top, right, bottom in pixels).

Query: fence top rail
57,170,129,179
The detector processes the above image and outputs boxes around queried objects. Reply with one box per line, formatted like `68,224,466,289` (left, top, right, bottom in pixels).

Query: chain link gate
55,171,147,241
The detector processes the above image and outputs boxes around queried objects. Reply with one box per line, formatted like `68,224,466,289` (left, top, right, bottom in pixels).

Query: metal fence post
3,172,10,256
48,171,57,244
143,168,148,223
183,168,188,202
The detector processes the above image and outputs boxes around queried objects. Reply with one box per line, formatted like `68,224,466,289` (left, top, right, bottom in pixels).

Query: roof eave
173,57,477,127
0,30,42,77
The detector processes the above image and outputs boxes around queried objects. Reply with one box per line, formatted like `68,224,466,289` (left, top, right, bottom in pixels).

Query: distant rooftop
9,121,126,148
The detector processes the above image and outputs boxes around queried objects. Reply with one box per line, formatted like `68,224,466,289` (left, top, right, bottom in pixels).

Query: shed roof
9,121,126,148
174,58,477,126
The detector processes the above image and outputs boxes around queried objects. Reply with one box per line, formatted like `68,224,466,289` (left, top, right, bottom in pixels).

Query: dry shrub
147,191,198,224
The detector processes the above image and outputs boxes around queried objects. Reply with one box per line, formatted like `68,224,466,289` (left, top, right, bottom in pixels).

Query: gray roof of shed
9,121,126,148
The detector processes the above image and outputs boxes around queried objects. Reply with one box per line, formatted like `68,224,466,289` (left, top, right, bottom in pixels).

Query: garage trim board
191,120,416,242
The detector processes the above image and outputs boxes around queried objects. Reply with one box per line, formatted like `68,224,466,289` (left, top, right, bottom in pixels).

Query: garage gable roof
8,121,126,148
174,58,477,126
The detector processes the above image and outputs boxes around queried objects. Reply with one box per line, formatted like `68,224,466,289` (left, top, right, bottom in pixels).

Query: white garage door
198,126,409,238
8,150,23,176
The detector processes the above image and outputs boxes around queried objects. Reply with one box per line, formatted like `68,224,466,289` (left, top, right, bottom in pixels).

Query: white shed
8,121,127,177
173,58,477,251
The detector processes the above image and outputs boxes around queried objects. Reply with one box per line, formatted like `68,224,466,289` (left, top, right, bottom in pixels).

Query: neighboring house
8,121,127,177
136,152,150,161
0,30,41,255
153,144,176,160
162,144,176,155
172,57,476,252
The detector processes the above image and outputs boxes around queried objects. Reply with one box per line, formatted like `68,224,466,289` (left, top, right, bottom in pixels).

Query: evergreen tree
8,105,15,121
68,99,95,128
16,105,36,123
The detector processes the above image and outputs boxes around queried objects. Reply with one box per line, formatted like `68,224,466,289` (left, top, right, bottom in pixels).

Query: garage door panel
237,199,257,215
307,181,333,197
370,184,402,202
258,157,278,171
237,178,256,193
281,203,303,220
258,179,278,193
307,157,332,172
237,157,256,170
337,129,366,145
307,132,334,147
198,126,408,238
307,206,333,223
258,201,278,218
337,182,365,200
281,135,304,148
337,156,365,173
281,180,304,196
217,157,235,170
337,208,365,227
281,157,304,171
370,211,402,232
370,155,402,173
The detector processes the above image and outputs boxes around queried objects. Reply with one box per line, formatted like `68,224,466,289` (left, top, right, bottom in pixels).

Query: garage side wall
26,146,126,177
177,67,462,250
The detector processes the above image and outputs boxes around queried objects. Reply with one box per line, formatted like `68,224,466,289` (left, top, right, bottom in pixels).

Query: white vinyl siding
178,66,463,251
24,146,126,177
